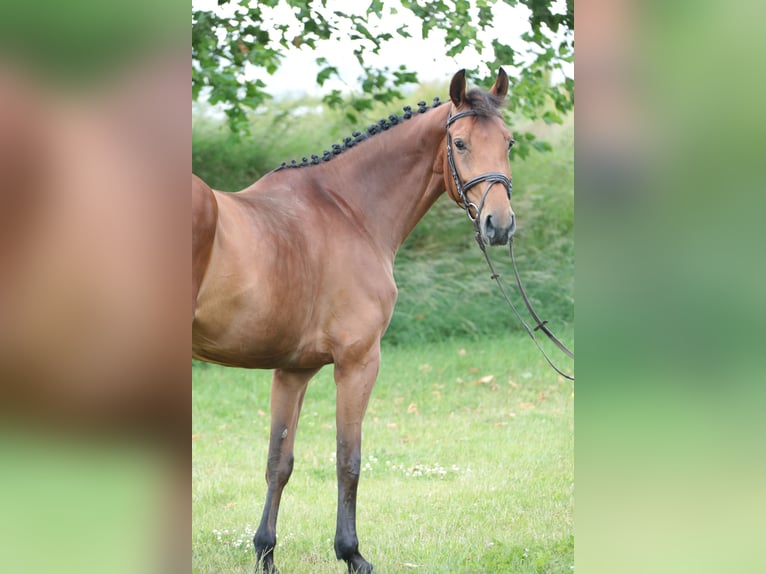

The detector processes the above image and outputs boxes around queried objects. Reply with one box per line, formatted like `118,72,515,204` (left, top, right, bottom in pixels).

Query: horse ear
450,69,466,107
489,67,509,101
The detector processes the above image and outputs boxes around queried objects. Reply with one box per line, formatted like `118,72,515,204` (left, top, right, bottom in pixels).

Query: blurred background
576,0,766,573
0,1,189,573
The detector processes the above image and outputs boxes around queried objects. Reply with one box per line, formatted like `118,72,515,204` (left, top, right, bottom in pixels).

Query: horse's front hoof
347,557,373,574
254,555,279,574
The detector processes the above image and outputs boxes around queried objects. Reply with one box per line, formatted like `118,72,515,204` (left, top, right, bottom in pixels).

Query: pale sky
193,0,571,97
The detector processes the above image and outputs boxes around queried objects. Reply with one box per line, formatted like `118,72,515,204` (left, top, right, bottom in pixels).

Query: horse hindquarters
191,175,218,319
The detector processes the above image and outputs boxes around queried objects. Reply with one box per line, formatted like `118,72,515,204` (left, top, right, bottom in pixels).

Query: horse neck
321,104,451,256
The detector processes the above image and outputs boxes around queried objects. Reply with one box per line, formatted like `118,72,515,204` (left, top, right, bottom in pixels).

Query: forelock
463,89,503,118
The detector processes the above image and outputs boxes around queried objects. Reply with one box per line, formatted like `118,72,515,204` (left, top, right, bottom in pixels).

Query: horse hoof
254,557,279,574
347,561,373,574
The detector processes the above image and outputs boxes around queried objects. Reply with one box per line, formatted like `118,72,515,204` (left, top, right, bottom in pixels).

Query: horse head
444,68,516,245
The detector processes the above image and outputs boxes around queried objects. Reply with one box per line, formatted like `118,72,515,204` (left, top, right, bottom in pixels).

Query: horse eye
455,139,466,151
508,138,516,150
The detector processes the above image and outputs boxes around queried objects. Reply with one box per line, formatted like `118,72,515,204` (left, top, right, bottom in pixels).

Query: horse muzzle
482,211,515,245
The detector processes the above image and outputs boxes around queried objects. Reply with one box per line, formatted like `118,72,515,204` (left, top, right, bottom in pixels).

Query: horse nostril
485,214,496,239
509,214,516,235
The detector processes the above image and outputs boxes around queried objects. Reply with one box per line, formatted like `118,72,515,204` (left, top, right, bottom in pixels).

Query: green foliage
192,0,574,134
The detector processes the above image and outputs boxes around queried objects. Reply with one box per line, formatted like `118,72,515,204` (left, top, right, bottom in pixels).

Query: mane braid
274,96,446,171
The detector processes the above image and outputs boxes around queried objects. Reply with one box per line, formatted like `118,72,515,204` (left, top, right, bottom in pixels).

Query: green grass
193,332,573,573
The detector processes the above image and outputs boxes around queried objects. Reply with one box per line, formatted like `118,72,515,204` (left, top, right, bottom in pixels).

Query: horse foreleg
333,347,379,574
253,367,317,573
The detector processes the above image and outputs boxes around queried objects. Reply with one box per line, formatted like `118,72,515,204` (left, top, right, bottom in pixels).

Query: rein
446,109,575,381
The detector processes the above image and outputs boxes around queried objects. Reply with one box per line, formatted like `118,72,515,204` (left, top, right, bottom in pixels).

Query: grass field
192,331,573,573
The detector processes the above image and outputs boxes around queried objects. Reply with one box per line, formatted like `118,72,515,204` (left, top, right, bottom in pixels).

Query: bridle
445,109,513,222
445,107,575,381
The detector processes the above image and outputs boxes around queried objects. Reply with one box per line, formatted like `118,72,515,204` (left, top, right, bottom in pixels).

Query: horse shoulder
321,243,398,363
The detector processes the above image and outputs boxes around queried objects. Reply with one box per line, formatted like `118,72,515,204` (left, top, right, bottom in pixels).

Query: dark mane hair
275,87,502,171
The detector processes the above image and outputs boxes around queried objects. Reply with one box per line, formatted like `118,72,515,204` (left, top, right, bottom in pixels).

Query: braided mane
274,89,503,171
274,97,444,171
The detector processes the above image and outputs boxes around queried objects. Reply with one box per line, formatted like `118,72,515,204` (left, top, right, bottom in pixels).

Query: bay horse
192,69,516,573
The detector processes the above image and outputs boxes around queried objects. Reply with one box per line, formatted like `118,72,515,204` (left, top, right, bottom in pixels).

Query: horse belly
192,318,329,370
192,258,330,369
